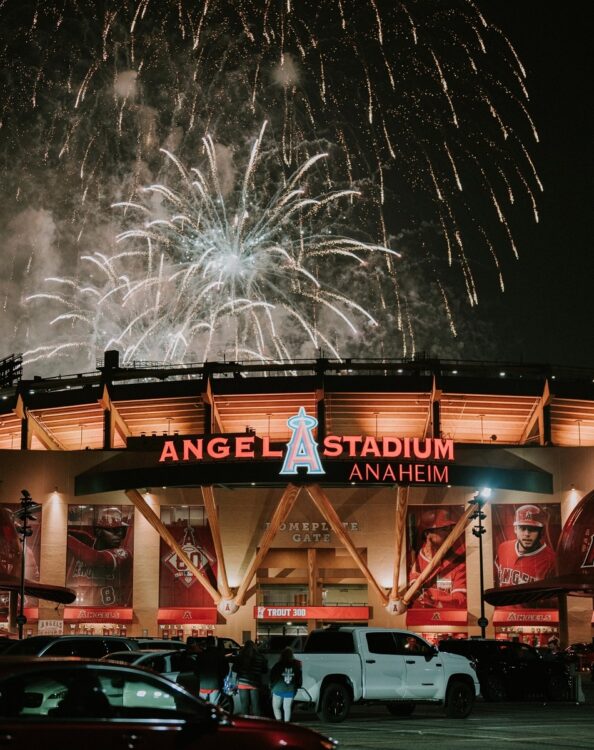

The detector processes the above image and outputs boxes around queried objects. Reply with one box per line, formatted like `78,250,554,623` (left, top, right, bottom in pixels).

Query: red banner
157,607,218,624
0,607,38,623
406,609,468,627
66,504,134,608
0,503,42,609
253,606,370,620
406,505,467,613
492,502,561,611
159,509,218,608
63,607,133,623
493,609,560,625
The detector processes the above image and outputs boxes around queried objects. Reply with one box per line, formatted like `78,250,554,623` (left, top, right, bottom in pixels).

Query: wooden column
305,484,388,606
389,485,409,601
307,548,320,632
402,503,475,606
125,488,221,604
201,486,232,600
234,484,301,606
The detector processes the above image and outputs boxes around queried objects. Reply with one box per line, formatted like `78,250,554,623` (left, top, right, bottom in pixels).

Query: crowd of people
183,635,302,721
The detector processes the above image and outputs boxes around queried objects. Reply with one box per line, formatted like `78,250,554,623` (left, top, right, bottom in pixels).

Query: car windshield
0,665,208,721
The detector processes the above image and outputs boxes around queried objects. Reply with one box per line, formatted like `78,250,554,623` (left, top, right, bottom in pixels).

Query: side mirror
426,645,439,661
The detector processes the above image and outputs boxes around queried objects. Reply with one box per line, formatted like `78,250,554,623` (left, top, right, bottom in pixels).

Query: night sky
0,1,591,373
477,1,592,369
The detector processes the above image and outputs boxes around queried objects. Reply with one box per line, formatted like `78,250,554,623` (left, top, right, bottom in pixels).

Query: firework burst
26,122,398,366
0,1,541,371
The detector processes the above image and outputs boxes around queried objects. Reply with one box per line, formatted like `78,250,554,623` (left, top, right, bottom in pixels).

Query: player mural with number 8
66,506,133,607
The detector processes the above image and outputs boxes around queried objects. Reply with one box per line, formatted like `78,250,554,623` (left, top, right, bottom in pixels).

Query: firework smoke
0,1,540,373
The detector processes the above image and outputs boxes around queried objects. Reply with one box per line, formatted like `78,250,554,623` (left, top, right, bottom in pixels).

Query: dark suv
1,635,140,659
438,639,571,702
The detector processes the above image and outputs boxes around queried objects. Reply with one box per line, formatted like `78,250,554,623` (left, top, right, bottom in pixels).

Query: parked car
564,642,594,672
133,638,187,651
438,638,572,701
0,657,338,750
187,636,241,656
0,639,16,654
1,635,140,658
293,626,480,722
102,649,202,697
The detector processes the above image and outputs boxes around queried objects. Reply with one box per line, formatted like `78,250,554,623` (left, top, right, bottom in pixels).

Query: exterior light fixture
469,488,491,638
14,489,41,640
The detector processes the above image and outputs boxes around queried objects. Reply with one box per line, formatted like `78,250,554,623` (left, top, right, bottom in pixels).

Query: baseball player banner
0,503,42,613
406,505,467,610
159,506,218,607
492,502,561,609
66,505,134,608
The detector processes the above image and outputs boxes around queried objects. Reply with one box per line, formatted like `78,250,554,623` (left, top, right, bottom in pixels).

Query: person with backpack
270,646,302,722
232,639,268,716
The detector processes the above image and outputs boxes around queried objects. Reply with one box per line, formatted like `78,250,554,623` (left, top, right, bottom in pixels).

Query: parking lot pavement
296,699,594,750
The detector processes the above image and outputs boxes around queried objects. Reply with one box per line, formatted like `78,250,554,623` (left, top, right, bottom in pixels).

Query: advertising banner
406,505,467,611
0,502,41,617
492,502,561,610
159,506,218,608
253,605,370,621
66,505,134,607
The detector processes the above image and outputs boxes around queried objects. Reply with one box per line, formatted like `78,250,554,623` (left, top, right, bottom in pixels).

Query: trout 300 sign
158,407,454,484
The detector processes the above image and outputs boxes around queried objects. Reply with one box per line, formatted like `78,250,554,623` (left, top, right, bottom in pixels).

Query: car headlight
319,736,339,749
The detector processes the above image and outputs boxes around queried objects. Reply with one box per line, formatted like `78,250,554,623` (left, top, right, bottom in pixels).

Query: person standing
270,646,302,722
195,635,229,705
232,639,268,716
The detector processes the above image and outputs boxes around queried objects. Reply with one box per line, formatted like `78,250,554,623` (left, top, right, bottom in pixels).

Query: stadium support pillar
234,484,301,606
306,484,389,606
125,488,222,604
558,593,593,648
201,486,232,600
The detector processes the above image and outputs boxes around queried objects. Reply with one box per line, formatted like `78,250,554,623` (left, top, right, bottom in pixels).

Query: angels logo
280,408,325,475
163,526,216,587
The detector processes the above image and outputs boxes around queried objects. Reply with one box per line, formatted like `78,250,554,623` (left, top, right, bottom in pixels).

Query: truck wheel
445,680,474,718
317,682,351,723
386,702,415,716
482,675,507,702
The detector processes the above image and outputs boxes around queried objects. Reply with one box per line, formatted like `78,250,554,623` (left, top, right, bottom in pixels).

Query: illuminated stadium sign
157,407,454,483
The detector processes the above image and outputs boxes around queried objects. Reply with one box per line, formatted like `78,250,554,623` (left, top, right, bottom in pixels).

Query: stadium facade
1,353,593,647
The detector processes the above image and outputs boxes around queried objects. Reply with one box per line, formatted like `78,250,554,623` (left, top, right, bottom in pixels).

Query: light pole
469,488,491,638
13,489,41,640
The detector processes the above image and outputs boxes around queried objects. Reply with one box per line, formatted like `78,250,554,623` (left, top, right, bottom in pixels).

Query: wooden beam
389,485,409,601
201,376,224,433
308,548,320,605
15,396,62,450
235,484,301,606
100,385,131,446
305,484,388,606
201,486,232,599
402,503,475,606
125,488,221,603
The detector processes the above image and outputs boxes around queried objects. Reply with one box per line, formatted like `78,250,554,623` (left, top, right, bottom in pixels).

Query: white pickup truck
293,627,480,722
